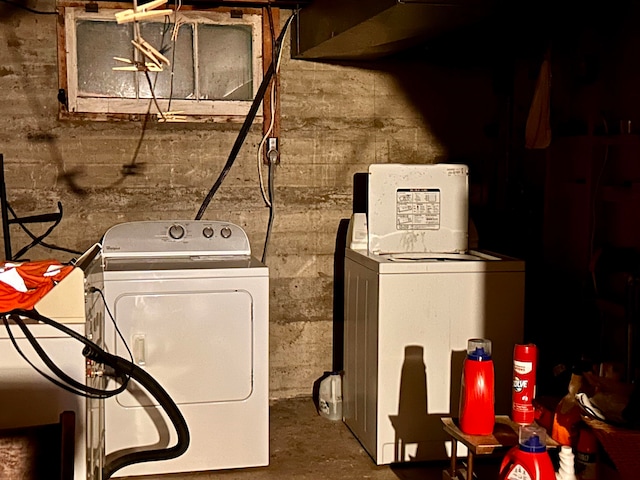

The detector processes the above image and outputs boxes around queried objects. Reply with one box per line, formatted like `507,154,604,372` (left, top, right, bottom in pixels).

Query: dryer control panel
101,220,251,258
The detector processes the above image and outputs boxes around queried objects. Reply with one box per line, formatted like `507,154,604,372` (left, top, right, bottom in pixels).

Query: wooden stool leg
466,451,474,480
450,439,458,477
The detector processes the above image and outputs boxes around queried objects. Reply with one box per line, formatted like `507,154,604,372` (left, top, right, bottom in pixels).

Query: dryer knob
220,226,232,239
202,226,214,238
168,224,185,240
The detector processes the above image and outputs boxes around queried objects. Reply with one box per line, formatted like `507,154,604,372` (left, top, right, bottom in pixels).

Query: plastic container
512,343,538,425
557,445,578,480
499,424,556,480
318,372,342,421
459,338,495,435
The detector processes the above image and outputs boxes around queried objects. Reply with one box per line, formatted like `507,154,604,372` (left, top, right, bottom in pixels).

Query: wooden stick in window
112,57,163,72
115,0,172,24
131,38,170,69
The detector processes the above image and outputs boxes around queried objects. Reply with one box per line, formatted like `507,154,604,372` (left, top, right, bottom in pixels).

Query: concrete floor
122,396,503,480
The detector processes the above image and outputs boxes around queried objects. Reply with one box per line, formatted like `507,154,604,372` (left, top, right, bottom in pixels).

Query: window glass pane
198,25,253,101
138,22,195,100
76,20,135,97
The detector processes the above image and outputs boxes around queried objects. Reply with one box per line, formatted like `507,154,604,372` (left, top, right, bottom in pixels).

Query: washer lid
346,247,525,274
101,220,251,258
367,163,469,255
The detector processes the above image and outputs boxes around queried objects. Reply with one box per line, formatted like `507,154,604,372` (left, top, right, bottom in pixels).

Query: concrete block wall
0,7,488,399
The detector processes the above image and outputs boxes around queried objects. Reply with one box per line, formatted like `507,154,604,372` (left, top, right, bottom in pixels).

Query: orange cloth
0,260,74,313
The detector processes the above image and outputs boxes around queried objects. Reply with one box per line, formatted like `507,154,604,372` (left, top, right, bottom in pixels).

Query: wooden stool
441,416,532,480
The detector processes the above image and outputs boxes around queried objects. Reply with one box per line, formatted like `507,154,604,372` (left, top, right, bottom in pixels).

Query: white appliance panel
113,290,253,406
101,220,251,257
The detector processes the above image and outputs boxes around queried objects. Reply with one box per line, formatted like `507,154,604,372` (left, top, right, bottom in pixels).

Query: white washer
85,220,269,478
343,164,525,465
343,247,525,465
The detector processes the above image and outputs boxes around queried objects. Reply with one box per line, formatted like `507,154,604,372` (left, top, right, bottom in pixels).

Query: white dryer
84,220,269,478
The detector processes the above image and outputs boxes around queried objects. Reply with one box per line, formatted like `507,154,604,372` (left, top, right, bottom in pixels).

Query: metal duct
291,0,497,60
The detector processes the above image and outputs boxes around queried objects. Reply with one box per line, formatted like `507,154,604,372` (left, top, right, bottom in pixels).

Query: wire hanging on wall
194,12,296,222
259,5,282,264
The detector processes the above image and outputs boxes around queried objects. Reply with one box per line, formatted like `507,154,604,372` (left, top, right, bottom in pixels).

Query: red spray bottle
499,424,556,480
512,343,538,425
459,338,495,435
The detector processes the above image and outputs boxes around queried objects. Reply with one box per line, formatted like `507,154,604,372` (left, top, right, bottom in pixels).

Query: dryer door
112,289,253,406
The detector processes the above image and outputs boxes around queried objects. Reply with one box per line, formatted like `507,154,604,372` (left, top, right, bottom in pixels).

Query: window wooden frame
56,1,279,127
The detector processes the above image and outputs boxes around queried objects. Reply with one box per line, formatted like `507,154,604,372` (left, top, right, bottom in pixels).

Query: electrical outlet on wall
267,137,279,164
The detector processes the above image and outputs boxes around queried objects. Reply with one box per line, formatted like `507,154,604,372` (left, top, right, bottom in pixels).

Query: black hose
82,345,190,480
2,310,130,398
3,314,128,399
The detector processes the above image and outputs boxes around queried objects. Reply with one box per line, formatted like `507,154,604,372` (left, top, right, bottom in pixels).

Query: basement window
57,5,265,122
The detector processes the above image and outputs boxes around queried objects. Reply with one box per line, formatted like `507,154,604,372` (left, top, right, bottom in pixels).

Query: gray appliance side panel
343,254,380,463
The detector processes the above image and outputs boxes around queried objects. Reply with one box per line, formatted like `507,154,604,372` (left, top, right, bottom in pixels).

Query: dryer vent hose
82,345,190,480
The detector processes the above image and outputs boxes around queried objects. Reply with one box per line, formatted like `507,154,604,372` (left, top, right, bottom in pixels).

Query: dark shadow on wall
314,202,360,410
331,217,350,373
331,172,369,374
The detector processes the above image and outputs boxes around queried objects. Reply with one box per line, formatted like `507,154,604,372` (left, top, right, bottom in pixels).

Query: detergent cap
467,338,492,360
518,424,548,453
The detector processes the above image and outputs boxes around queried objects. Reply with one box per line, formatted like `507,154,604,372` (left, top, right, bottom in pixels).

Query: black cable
5,315,128,398
85,263,189,477
2,312,129,399
266,5,277,69
262,160,276,264
82,345,190,480
260,5,278,265
7,202,82,259
167,10,179,112
144,70,166,121
194,13,296,221
0,0,56,14
89,286,134,363
2,316,94,398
